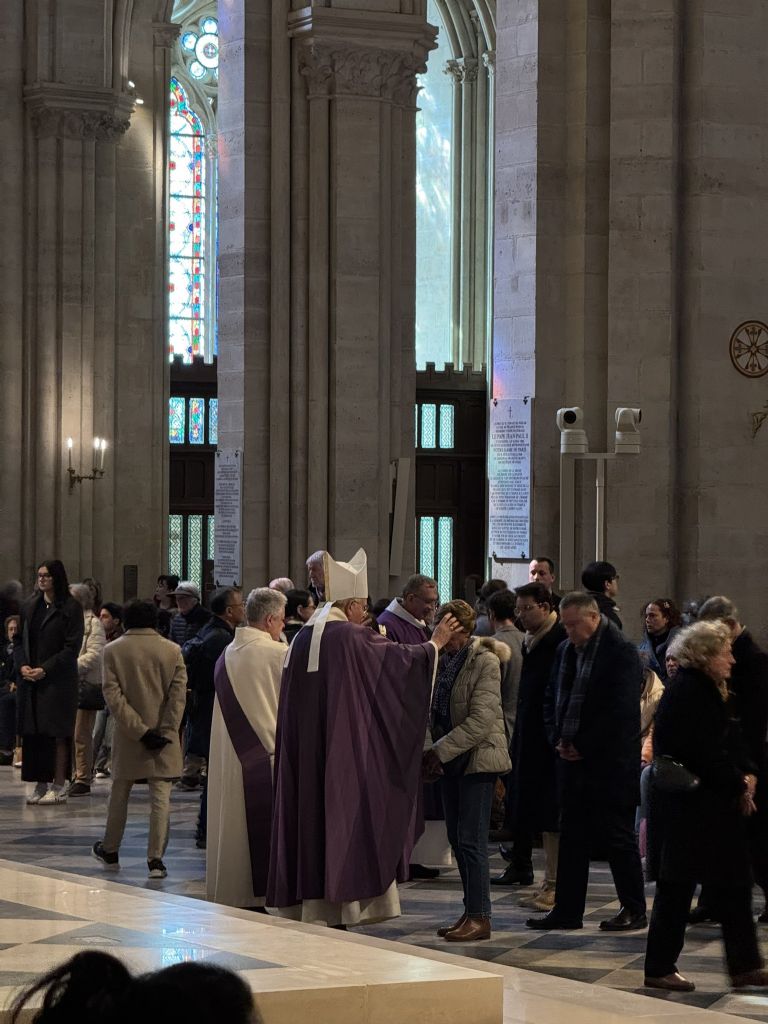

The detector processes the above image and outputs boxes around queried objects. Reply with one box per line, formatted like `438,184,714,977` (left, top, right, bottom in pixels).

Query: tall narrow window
169,78,206,362
415,0,454,370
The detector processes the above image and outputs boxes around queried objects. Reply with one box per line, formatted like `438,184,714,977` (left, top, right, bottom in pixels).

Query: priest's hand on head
430,614,461,650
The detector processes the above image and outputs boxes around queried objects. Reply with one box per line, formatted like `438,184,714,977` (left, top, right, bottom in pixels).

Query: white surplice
206,626,287,908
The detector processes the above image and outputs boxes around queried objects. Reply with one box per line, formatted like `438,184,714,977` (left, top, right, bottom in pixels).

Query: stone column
21,86,133,581
218,4,434,598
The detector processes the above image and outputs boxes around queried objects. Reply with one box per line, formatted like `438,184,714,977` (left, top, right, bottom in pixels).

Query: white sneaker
26,783,48,805
38,786,68,805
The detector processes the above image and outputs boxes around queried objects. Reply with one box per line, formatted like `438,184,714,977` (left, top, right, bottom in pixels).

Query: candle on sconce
67,437,73,471
99,438,107,471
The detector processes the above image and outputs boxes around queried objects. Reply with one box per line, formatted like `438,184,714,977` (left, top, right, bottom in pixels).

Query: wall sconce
67,437,108,492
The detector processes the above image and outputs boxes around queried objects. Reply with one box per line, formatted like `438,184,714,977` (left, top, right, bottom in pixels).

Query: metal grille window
416,402,455,451
418,515,454,602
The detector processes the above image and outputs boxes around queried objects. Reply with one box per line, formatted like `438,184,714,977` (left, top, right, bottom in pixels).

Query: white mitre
286,548,369,673
323,548,368,601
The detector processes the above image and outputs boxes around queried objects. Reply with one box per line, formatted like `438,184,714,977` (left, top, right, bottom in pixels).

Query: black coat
648,667,754,885
587,591,622,630
185,617,234,758
16,595,84,737
638,626,680,683
507,621,565,832
546,620,642,807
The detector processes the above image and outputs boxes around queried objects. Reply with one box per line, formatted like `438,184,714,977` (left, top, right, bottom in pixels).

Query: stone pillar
218,3,434,598
21,86,134,580
0,2,25,573
0,1,171,599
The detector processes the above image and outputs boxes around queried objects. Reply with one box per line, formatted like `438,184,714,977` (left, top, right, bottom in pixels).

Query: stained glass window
207,515,215,561
437,516,453,600
169,78,205,362
208,398,218,445
420,404,437,448
168,514,183,577
187,514,203,590
439,404,455,449
176,16,219,86
419,517,435,578
416,0,453,369
189,397,205,444
169,397,185,443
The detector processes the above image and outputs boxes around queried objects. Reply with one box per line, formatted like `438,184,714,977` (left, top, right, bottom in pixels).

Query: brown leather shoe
644,973,695,993
436,913,467,938
731,969,768,989
444,916,491,942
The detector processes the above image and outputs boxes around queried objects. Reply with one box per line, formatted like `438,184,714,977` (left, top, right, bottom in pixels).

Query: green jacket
431,637,513,775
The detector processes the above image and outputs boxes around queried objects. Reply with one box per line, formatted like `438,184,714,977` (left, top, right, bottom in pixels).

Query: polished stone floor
0,765,766,1022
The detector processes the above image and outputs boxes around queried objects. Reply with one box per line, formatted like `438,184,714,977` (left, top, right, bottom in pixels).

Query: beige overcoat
102,628,187,780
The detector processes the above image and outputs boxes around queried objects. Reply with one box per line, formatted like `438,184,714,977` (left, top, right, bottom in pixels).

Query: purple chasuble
378,605,444,825
214,653,272,898
266,621,436,908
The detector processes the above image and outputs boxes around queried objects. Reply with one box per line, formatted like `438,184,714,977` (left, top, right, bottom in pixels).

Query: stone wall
494,0,768,638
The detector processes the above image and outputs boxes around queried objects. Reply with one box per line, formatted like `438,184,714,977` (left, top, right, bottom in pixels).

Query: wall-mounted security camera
556,407,589,454
614,407,642,455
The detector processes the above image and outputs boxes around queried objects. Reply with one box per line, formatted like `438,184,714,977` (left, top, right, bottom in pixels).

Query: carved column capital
25,84,135,141
153,22,182,49
482,50,496,75
298,43,425,105
445,57,479,85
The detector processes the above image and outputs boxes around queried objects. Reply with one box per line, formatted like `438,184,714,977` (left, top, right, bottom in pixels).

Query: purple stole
213,652,272,897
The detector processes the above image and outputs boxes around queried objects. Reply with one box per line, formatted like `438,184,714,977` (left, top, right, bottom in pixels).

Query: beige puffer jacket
430,637,513,775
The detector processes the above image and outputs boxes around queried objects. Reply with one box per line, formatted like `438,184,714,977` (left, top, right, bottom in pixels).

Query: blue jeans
441,772,497,918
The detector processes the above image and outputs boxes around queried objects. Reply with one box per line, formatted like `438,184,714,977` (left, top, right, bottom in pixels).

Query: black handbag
651,754,701,794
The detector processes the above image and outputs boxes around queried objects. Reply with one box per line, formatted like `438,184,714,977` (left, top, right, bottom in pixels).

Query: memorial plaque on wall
487,398,532,560
214,449,242,586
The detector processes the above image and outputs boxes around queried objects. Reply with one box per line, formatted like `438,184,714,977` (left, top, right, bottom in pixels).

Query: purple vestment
266,621,436,907
377,604,444,825
214,653,272,897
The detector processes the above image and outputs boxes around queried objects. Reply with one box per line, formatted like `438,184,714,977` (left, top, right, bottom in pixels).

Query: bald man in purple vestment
266,551,459,927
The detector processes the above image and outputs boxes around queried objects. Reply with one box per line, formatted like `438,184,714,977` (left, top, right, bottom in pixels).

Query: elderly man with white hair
206,587,287,909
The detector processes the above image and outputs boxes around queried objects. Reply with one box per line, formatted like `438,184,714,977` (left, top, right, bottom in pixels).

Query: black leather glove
140,729,171,751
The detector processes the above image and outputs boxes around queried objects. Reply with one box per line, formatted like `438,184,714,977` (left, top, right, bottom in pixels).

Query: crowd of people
3,551,768,997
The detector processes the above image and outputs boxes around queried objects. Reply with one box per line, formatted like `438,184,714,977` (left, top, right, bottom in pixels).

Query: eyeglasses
516,604,542,614
226,603,244,610
37,573,52,580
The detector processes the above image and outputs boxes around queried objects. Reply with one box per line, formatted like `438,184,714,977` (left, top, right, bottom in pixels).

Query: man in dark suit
526,591,646,931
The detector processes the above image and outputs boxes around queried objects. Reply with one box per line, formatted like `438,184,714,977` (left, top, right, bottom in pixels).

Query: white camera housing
556,407,589,454
614,407,642,455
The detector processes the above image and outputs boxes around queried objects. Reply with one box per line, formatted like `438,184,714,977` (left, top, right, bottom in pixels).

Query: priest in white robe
206,587,288,909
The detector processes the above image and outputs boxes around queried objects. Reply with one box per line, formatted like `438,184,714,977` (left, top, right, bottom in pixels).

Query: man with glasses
181,587,245,841
581,560,622,630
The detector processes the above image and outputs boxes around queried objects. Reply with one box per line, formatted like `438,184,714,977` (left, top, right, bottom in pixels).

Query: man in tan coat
92,600,187,879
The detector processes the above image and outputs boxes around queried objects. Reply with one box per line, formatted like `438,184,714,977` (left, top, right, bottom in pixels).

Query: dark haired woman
9,950,258,1024
638,598,682,683
17,561,84,805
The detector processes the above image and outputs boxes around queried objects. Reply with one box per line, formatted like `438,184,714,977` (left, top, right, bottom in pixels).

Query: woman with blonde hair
644,620,766,992
423,599,512,942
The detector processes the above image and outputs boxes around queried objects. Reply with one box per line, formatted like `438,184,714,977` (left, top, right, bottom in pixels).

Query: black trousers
645,880,761,979
555,772,645,921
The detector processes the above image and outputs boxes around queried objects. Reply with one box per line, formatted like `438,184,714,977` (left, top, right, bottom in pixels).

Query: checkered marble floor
359,853,768,1022
0,765,766,1021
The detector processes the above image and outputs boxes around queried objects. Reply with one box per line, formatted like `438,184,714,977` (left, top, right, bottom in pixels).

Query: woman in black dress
16,560,84,805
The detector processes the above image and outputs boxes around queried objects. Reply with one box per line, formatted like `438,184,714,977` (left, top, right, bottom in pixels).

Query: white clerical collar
386,598,427,630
